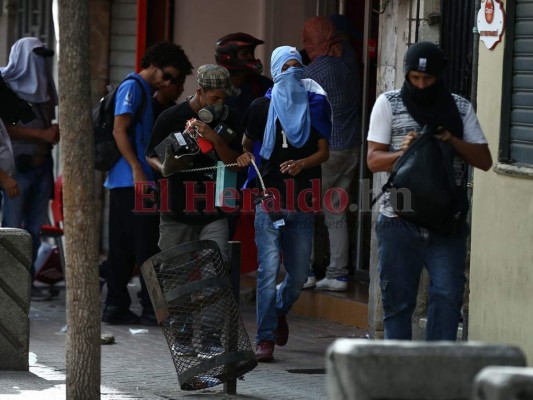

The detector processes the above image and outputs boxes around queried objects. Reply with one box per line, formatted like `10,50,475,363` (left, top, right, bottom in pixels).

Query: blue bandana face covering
260,46,311,160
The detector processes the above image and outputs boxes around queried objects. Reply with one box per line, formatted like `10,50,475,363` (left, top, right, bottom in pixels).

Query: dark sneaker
102,306,140,325
140,308,158,326
274,315,289,346
31,285,52,301
255,339,274,362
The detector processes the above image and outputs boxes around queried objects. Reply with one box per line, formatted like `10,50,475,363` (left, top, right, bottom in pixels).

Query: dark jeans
105,187,159,311
376,214,469,341
2,156,53,279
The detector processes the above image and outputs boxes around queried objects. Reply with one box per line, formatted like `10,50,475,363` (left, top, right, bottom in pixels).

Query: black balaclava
400,42,463,138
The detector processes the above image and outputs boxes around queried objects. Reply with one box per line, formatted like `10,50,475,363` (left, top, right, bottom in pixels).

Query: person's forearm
367,149,403,173
448,136,492,171
146,156,162,172
113,128,140,170
298,148,328,170
6,124,59,144
6,125,41,140
212,136,240,171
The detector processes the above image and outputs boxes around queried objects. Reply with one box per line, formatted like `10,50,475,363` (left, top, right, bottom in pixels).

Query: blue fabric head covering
259,46,311,160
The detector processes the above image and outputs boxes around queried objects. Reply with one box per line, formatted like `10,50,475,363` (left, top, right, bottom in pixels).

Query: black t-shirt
225,74,273,123
152,98,167,123
243,96,323,211
147,100,242,224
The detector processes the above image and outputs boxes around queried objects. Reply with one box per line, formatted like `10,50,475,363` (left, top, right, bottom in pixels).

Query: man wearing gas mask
146,64,242,261
146,64,242,357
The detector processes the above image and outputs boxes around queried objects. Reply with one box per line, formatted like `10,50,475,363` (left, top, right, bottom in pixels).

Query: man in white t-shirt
366,42,492,341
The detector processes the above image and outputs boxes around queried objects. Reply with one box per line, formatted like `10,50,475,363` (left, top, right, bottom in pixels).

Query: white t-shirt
367,89,488,217
368,90,487,147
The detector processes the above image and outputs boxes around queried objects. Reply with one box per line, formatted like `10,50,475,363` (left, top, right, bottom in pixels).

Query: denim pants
254,205,314,343
2,157,53,278
376,214,468,340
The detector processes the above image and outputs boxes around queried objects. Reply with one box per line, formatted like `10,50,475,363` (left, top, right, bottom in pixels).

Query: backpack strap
118,75,148,131
115,76,149,155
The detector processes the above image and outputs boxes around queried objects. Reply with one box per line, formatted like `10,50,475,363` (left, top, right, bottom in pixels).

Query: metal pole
223,240,241,395
463,0,481,343
338,0,346,15
355,0,373,278
415,0,421,43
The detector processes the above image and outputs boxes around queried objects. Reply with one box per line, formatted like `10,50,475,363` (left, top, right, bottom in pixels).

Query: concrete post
326,339,526,400
0,228,32,371
472,366,533,400
369,0,446,340
368,0,410,339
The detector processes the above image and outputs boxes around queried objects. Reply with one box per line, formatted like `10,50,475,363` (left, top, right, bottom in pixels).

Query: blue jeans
376,214,468,341
2,157,53,278
254,205,314,343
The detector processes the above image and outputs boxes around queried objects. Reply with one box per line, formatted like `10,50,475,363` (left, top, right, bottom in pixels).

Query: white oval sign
477,0,506,50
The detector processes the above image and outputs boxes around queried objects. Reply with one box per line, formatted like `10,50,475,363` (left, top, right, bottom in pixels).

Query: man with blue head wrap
237,45,331,362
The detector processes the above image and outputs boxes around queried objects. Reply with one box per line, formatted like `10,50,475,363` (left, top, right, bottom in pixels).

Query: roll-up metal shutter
109,0,137,89
500,0,533,165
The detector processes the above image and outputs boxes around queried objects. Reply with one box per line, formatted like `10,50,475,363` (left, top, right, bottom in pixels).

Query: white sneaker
315,277,348,292
302,275,316,289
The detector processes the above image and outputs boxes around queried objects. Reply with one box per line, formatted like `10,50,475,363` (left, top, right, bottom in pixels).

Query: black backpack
92,76,147,172
373,126,468,235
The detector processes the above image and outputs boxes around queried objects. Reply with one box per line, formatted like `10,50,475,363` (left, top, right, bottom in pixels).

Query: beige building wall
469,2,533,365
172,0,320,102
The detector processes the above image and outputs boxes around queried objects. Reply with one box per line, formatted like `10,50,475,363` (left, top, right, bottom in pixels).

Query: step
240,275,369,329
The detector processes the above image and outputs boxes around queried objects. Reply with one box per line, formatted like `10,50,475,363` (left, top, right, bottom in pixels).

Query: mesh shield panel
141,240,257,391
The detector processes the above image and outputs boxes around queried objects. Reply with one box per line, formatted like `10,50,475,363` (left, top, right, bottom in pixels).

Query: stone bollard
472,366,533,400
326,339,526,400
0,228,32,370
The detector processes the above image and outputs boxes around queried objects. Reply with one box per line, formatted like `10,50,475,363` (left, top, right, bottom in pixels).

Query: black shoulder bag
372,126,468,235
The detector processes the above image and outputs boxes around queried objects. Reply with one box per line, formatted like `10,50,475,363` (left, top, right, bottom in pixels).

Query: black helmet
215,32,264,74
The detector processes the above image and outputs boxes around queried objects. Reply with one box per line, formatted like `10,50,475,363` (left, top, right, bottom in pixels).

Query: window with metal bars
16,0,54,48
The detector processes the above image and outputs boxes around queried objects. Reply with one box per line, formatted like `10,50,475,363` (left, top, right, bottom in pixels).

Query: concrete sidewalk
0,278,368,399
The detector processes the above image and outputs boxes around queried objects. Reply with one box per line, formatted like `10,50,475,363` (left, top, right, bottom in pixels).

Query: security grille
17,0,54,48
141,240,257,391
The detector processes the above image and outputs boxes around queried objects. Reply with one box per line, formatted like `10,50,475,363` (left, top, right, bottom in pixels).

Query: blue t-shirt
104,73,154,189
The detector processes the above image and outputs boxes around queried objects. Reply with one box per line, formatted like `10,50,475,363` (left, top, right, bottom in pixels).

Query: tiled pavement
0,279,368,399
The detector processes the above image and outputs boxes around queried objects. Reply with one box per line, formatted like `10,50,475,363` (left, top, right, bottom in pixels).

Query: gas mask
198,102,229,124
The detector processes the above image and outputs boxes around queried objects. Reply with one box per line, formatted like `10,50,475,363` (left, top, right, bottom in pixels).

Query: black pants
105,187,159,311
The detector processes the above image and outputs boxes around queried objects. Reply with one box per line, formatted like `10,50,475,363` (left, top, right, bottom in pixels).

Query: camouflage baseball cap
196,64,238,95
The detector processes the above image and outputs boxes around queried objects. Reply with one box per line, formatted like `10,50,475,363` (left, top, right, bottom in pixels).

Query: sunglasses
160,69,181,85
